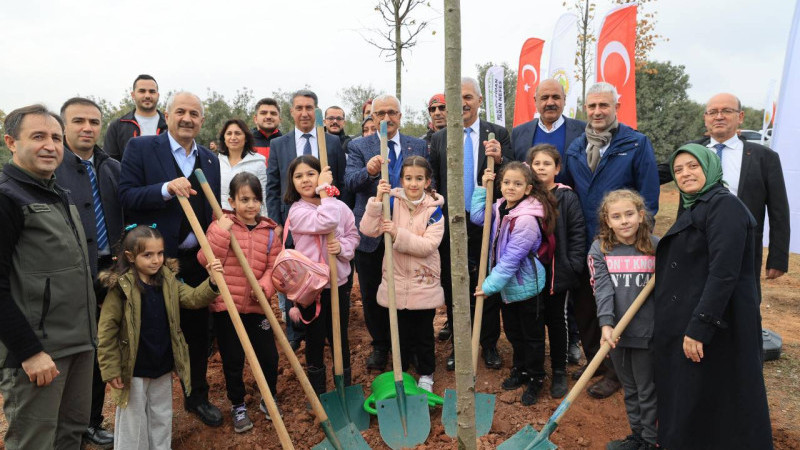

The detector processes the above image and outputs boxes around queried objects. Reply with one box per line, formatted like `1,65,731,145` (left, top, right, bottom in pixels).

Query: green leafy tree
339,84,380,135
0,108,9,170
741,106,765,131
399,105,429,137
476,62,517,130
199,88,254,146
269,89,297,135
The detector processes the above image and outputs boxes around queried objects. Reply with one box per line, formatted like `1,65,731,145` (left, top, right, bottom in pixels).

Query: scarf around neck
585,118,619,172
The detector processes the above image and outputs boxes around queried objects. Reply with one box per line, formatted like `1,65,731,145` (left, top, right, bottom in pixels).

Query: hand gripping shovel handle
522,276,656,450
177,196,295,450
194,171,345,450
471,132,496,374
315,110,345,378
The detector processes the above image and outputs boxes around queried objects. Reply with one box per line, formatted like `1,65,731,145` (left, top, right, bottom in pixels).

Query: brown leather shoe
587,376,621,399
571,363,606,380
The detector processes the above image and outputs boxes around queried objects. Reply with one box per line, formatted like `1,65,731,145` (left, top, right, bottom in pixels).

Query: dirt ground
2,185,799,449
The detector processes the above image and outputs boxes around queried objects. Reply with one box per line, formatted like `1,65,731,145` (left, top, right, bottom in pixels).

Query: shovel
375,120,431,449
312,109,371,433
442,132,497,438
177,195,294,449
498,277,656,450
193,170,367,450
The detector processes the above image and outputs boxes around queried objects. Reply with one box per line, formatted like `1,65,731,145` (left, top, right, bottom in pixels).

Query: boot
550,370,568,398
308,366,327,397
521,377,544,406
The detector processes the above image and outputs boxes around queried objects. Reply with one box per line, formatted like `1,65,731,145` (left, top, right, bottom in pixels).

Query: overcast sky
0,0,795,118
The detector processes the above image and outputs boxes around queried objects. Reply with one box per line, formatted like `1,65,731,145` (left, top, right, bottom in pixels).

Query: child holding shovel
97,225,223,449
359,156,445,393
284,155,360,397
472,162,558,406
198,172,281,432
588,189,658,450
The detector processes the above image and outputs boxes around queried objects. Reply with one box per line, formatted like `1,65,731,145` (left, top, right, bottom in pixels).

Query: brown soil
2,185,799,449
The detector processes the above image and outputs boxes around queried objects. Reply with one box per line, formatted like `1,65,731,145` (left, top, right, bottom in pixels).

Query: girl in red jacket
198,172,281,433
359,156,445,393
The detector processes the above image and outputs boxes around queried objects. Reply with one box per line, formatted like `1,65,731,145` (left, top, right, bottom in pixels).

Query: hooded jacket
470,188,544,302
550,184,586,293
96,262,217,407
360,188,445,310
198,212,280,314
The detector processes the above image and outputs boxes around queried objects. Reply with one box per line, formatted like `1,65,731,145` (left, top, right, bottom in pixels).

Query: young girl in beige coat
359,156,444,393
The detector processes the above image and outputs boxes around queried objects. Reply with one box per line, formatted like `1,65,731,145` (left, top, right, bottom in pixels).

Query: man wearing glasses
324,106,351,150
345,94,428,371
422,94,447,154
694,93,789,290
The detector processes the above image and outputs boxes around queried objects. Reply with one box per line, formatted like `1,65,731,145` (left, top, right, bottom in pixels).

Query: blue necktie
713,143,725,163
302,133,313,155
388,139,397,171
81,160,109,253
464,128,474,212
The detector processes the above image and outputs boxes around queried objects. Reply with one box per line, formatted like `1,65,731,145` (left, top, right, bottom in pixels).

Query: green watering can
363,371,444,415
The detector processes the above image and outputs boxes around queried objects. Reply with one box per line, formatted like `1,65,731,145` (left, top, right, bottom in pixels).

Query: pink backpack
271,217,329,323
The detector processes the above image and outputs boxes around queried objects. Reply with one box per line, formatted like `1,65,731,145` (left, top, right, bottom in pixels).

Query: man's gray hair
165,91,205,116
461,77,481,96
586,82,619,103
372,94,401,111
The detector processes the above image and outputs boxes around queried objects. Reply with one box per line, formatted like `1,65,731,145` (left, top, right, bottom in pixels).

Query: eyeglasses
428,105,446,113
704,108,740,117
372,110,400,119
325,116,344,122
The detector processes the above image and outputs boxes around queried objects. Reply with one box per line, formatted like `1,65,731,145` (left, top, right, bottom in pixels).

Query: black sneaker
482,346,502,369
366,348,388,371
606,434,643,450
260,399,284,421
83,425,114,449
501,367,529,390
438,322,452,341
568,341,582,364
550,370,568,398
521,378,543,406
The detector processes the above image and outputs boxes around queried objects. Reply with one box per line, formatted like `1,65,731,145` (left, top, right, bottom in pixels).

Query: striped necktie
464,128,474,212
81,160,109,252
713,143,725,163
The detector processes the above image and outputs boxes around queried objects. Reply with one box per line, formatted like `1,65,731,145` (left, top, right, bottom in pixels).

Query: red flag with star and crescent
513,38,545,127
596,3,637,128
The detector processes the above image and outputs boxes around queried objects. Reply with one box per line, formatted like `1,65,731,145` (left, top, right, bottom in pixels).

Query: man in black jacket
252,97,283,162
104,74,167,161
421,93,447,155
429,77,514,371
55,98,123,448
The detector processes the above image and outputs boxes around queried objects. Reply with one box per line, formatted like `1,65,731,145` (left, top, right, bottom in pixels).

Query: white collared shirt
537,115,565,133
464,118,481,181
294,127,319,158
708,135,743,196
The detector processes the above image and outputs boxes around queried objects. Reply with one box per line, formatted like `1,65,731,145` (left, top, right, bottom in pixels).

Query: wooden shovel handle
471,132,496,373
177,196,294,449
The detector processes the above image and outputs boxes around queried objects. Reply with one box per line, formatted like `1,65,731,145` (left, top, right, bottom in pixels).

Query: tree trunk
443,0,477,448
578,0,591,119
395,6,403,102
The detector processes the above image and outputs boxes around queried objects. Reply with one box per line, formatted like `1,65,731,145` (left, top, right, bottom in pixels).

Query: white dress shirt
537,115,565,133
294,127,319,158
163,132,200,250
708,135,743,196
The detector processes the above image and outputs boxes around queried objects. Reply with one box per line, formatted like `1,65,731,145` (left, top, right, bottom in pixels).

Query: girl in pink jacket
284,155,360,396
198,172,281,432
360,156,444,393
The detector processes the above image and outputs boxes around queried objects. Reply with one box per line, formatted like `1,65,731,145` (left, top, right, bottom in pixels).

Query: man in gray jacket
0,105,96,449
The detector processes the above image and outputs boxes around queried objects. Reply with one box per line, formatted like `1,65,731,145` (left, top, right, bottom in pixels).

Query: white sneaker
418,375,434,393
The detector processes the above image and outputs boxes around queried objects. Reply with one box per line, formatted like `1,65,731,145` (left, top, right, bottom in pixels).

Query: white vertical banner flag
484,66,506,126
547,13,579,118
772,1,800,254
761,79,776,145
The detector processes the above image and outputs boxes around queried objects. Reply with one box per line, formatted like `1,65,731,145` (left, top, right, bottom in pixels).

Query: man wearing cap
421,94,447,154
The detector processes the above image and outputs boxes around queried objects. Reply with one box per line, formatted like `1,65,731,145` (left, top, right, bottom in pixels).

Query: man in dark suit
265,90,347,349
697,93,790,288
345,94,428,370
429,77,514,371
119,91,223,427
55,97,123,449
512,79,585,181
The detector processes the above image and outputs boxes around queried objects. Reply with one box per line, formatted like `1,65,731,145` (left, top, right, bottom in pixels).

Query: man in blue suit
345,94,427,370
265,90,347,350
118,91,223,426
511,79,585,181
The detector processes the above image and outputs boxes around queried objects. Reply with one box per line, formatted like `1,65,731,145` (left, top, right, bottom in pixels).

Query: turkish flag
513,38,545,127
596,3,637,128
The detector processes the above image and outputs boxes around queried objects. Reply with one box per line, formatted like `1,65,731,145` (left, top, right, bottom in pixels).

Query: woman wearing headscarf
654,143,772,449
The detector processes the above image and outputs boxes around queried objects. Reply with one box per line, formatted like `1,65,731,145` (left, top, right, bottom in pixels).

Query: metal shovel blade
377,393,430,449
320,376,370,431
442,388,496,437
497,424,557,450
312,422,371,450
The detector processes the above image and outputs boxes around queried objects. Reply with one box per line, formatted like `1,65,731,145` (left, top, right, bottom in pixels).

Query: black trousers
501,296,546,378
440,218,501,349
177,250,212,407
542,290,569,373
398,309,436,376
89,254,114,427
213,312,279,406
573,268,617,378
302,284,351,371
354,246,389,353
